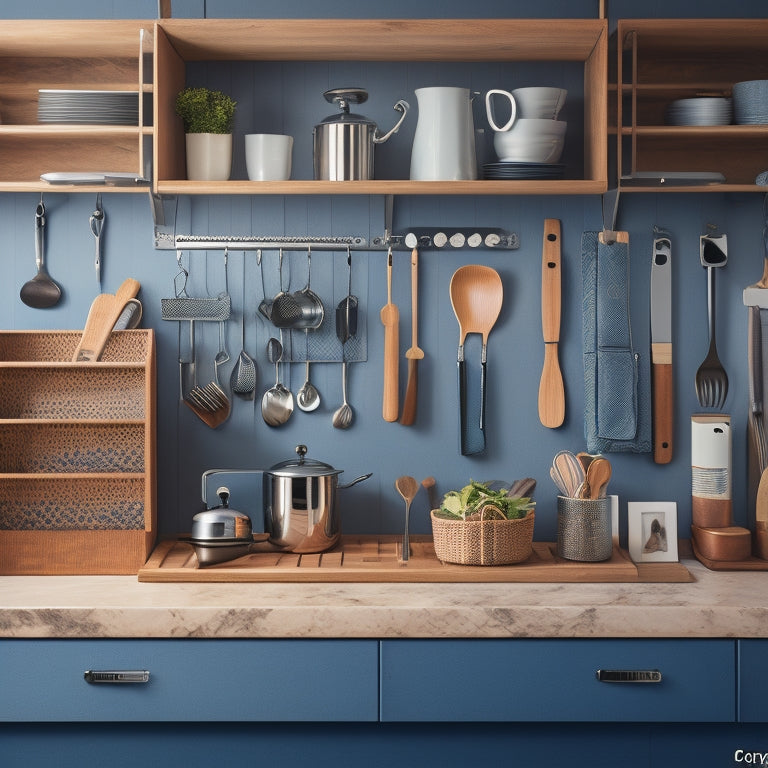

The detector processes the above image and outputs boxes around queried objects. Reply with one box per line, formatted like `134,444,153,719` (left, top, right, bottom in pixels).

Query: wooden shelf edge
0,473,146,481
155,179,608,196
621,185,767,193
0,183,149,194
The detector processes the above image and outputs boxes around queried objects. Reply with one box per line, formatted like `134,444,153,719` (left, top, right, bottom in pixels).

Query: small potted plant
431,480,536,566
175,86,237,181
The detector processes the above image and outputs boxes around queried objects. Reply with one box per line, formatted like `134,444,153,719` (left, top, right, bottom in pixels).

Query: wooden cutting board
138,535,693,584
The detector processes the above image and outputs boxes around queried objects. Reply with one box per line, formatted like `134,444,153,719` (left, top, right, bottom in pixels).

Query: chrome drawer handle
84,670,150,684
596,669,662,683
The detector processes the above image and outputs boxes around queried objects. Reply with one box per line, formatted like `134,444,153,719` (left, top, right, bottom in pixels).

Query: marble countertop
1,555,768,639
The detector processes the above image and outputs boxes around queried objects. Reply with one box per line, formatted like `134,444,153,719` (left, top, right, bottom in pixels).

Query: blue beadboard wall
0,0,765,543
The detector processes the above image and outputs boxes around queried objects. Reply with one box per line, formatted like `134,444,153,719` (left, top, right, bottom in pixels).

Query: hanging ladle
230,253,257,400
297,247,323,412
261,337,294,427
20,198,61,309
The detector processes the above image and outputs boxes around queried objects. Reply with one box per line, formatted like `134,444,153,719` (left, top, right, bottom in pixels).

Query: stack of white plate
664,97,732,126
37,90,139,125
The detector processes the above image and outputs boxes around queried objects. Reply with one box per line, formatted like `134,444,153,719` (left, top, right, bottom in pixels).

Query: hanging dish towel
582,231,651,453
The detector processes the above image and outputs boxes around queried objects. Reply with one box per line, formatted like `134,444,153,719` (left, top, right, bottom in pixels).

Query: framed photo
627,502,678,563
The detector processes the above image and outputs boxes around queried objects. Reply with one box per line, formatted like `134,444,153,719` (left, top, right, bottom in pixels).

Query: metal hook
174,249,189,298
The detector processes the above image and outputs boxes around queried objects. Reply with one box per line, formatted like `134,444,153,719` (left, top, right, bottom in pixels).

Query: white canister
245,134,293,181
410,87,477,181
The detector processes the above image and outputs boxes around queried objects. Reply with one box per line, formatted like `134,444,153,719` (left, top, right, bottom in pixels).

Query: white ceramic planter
185,133,232,181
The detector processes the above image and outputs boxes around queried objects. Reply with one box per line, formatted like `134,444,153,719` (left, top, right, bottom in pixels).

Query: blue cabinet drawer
380,639,735,722
739,640,768,722
0,639,379,722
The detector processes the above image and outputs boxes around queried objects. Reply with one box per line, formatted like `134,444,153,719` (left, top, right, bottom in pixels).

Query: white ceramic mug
245,134,293,181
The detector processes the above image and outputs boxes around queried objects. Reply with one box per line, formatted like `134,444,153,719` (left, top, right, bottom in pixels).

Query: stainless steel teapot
313,87,409,180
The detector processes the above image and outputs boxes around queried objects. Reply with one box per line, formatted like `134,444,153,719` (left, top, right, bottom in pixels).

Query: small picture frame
627,502,678,563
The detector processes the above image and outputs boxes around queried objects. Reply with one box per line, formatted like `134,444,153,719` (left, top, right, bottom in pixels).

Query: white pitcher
410,87,477,181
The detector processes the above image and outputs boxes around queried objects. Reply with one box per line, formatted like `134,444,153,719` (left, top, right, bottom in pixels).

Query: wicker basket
430,509,535,566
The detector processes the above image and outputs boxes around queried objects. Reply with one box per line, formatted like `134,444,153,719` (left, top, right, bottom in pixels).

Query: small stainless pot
265,444,371,553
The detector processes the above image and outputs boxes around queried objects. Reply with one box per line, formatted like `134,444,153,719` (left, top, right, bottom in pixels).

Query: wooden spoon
585,457,612,499
395,475,419,562
449,265,503,455
381,249,399,422
538,218,565,428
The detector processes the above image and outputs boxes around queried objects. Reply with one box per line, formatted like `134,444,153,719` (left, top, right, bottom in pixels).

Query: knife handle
652,343,673,464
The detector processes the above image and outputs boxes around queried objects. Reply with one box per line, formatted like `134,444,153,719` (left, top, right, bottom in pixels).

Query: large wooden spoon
538,218,565,428
449,265,503,455
381,249,400,422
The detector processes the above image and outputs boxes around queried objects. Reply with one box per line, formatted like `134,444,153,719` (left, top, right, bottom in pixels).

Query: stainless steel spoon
297,352,321,412
261,337,293,427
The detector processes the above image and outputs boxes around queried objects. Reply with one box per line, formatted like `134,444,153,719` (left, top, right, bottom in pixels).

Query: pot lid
268,444,343,477
318,87,376,127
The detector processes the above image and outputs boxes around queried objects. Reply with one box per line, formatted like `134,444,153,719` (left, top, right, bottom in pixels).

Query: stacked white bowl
486,87,567,164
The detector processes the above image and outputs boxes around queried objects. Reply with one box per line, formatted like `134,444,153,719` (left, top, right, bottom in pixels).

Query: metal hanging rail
173,234,369,251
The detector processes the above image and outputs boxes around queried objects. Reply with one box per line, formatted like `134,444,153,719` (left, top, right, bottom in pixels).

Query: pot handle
338,472,373,489
373,100,409,144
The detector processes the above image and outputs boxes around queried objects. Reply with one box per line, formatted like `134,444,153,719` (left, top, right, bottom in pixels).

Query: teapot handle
485,89,517,132
373,100,410,144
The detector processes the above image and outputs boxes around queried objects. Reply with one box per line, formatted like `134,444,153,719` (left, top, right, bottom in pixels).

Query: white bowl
493,119,567,163
512,87,567,119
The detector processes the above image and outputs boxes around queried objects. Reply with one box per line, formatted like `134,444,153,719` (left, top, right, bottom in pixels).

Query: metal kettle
313,87,409,180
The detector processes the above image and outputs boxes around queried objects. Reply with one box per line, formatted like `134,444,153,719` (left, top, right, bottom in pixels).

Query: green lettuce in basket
435,479,535,522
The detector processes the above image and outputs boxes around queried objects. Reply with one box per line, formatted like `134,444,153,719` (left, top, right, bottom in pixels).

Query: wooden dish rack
0,331,156,575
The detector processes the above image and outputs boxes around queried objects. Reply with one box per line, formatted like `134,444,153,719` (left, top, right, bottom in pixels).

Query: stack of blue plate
482,162,565,180
733,80,768,125
664,97,732,126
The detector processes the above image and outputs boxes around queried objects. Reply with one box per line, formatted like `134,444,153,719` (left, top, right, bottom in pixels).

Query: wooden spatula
381,249,400,422
73,278,141,362
538,218,565,428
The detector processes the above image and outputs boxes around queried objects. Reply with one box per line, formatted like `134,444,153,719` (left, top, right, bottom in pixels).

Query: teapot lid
318,87,376,126
268,444,342,477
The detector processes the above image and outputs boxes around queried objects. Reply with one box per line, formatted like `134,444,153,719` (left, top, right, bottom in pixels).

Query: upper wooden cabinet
0,21,152,194
153,18,608,196
0,17,608,196
615,19,768,192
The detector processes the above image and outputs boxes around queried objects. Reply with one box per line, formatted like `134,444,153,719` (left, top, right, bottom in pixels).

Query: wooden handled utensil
400,247,424,426
449,265,503,455
381,248,400,422
73,278,141,362
538,218,565,428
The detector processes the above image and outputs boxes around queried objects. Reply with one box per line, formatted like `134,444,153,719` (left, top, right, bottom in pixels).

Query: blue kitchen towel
582,231,651,454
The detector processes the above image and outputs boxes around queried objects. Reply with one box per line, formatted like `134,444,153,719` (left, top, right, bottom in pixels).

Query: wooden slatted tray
138,535,694,583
